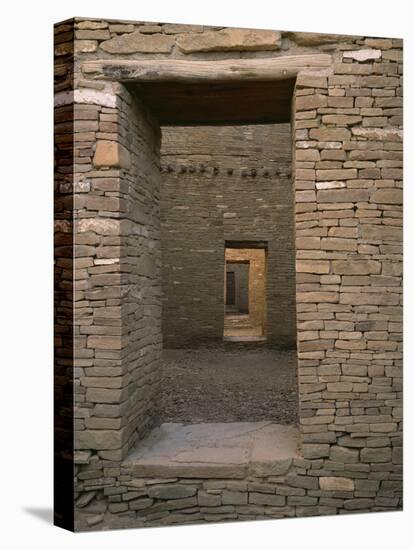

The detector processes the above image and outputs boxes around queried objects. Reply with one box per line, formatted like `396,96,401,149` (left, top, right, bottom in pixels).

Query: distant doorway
223,244,267,341
225,261,249,314
225,271,236,307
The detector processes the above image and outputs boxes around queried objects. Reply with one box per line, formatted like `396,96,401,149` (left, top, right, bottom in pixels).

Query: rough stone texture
343,49,382,62
93,140,130,169
176,28,282,53
54,18,403,532
285,32,349,46
100,31,174,54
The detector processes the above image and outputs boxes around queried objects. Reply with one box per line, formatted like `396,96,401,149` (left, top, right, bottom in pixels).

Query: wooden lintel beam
82,55,332,82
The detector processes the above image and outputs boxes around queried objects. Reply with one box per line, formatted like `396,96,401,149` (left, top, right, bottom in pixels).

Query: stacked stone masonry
54,17,403,531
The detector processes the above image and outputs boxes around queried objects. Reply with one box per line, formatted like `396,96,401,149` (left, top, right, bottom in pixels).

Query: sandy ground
159,347,298,425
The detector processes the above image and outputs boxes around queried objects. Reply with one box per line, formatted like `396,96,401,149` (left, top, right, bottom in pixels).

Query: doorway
224,244,267,341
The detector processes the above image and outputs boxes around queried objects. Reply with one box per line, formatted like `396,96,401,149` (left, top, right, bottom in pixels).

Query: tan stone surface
93,140,131,169
176,28,282,53
285,32,350,46
100,31,174,53
343,49,382,62
125,422,298,478
319,477,355,491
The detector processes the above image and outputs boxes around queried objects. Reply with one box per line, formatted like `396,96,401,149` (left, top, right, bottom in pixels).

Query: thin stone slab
223,336,267,342
124,422,299,478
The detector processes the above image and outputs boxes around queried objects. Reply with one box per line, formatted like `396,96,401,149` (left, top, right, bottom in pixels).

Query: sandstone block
365,38,392,49
351,127,403,141
296,190,316,202
108,502,128,513
315,181,346,190
76,29,110,40
75,40,98,53
361,224,402,241
197,491,221,507
129,498,154,511
296,260,330,274
177,28,282,53
77,20,108,30
343,49,382,62
371,189,403,204
285,474,318,490
319,477,354,491
75,428,125,450
296,94,327,111
382,262,402,276
87,335,123,350
328,227,357,238
316,169,357,181
296,149,321,161
77,218,120,235
288,496,318,506
327,97,354,108
86,387,127,404
296,74,328,88
85,418,122,429
330,446,359,463
322,115,361,125
343,498,374,510
321,238,357,251
335,339,366,350
297,291,338,303
249,493,285,506
302,444,330,459
148,485,197,499
296,236,321,250
310,128,351,141
100,31,174,53
340,292,398,306
317,189,368,202
327,382,353,392
360,447,392,463
78,204,115,224
81,376,122,389
162,24,204,34
108,24,135,33
222,491,248,505
93,140,131,169
332,260,381,275
296,169,316,181
138,25,162,34
285,32,345,46
355,479,380,492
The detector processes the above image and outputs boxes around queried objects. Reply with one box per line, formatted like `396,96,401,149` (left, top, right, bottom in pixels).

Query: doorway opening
126,76,298,429
224,243,267,342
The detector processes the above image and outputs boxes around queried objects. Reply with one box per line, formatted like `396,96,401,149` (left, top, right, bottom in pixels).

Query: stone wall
54,17,403,531
73,458,402,531
55,62,164,468
160,124,295,347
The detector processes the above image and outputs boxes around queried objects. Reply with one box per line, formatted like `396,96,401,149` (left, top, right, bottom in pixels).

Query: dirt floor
159,347,298,425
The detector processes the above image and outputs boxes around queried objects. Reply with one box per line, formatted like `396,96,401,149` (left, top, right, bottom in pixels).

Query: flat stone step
124,422,299,478
223,336,267,342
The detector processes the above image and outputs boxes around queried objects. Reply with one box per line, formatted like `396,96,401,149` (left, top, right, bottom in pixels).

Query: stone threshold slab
124,422,299,479
223,336,267,342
